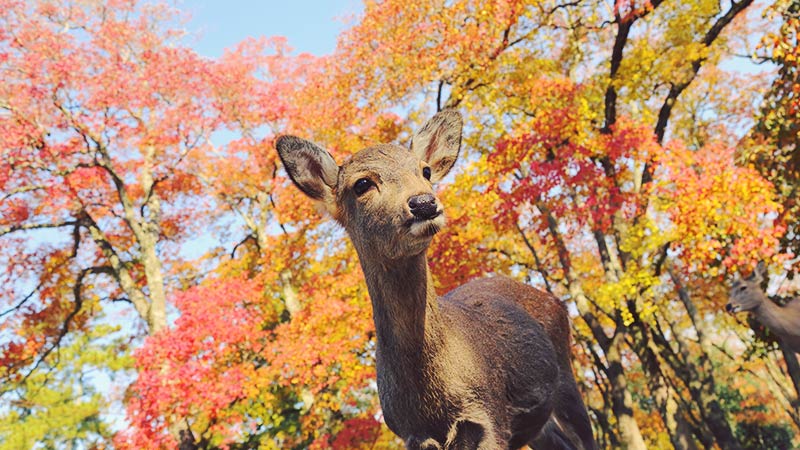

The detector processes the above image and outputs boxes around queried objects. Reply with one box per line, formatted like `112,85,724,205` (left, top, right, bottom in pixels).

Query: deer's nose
408,194,438,220
725,303,733,313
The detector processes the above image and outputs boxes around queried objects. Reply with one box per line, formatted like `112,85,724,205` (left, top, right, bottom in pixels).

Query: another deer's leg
550,375,596,450
529,416,578,450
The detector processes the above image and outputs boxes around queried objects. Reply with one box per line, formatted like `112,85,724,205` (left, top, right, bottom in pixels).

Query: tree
0,0,291,444
3,0,799,448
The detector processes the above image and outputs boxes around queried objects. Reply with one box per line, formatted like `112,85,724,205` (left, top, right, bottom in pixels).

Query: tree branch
0,220,80,237
603,0,665,131
653,0,754,144
514,222,554,293
18,266,113,385
0,282,43,318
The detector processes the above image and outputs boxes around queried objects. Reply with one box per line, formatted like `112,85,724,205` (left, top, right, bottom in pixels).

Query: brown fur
276,110,596,450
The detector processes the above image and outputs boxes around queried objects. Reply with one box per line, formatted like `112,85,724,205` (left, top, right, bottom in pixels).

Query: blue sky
185,0,363,57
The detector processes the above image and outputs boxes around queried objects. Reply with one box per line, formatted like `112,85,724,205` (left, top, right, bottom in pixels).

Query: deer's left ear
411,109,462,183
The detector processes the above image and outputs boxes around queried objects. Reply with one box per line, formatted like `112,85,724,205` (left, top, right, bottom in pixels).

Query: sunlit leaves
0,322,132,450
655,141,784,273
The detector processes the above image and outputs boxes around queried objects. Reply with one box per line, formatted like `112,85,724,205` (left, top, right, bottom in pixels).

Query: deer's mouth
406,211,445,237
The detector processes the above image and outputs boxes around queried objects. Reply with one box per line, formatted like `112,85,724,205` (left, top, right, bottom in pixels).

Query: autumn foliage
1,0,800,449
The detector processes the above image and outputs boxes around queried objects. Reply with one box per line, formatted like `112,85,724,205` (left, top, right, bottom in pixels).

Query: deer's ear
753,260,768,283
411,109,462,183
276,135,339,210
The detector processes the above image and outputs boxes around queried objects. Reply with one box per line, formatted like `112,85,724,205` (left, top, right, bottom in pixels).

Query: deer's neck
361,252,444,361
754,297,800,337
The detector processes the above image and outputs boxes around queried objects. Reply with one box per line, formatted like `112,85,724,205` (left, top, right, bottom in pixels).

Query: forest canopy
1,0,799,448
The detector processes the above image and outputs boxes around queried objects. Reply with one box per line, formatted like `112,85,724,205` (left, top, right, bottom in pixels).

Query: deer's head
276,110,462,260
727,261,768,313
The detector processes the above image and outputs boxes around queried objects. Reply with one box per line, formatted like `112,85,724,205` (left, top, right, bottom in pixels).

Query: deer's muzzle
408,194,439,220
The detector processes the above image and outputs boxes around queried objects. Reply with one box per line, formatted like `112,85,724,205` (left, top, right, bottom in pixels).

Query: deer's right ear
752,260,768,284
275,135,339,207
411,109,462,183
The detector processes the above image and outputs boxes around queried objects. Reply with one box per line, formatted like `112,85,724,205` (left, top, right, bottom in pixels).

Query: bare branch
54,97,146,242
17,266,113,386
0,281,43,318
0,220,80,237
514,222,554,294
652,242,671,276
231,234,258,259
653,0,754,144
1,184,47,201
436,80,446,112
80,211,150,320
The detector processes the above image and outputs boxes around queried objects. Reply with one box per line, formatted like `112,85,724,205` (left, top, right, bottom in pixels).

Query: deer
275,110,596,450
727,261,800,354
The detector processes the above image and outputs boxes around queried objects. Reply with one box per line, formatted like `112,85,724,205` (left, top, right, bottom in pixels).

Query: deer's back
442,276,572,358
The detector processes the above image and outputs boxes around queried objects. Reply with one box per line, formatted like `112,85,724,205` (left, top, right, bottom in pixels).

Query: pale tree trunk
629,319,699,450
140,145,168,333
606,336,648,450
665,393,699,450
592,227,699,449
280,271,302,317
278,270,314,412
142,242,168,333
529,207,648,450
779,341,800,430
570,286,647,450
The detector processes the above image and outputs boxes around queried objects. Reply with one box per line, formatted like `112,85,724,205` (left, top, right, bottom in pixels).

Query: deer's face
726,261,767,313
276,110,462,260
335,145,445,259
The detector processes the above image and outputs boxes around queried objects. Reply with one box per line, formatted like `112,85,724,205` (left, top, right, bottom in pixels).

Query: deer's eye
353,178,374,196
739,285,747,292
422,166,432,180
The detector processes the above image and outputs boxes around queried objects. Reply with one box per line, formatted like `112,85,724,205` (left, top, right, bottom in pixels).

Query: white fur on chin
409,214,446,237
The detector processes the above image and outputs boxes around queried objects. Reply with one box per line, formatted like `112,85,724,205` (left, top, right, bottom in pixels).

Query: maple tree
0,0,295,445
2,0,800,449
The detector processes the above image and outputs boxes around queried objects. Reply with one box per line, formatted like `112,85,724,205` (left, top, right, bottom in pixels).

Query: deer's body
728,262,800,354
276,111,596,450
370,263,562,448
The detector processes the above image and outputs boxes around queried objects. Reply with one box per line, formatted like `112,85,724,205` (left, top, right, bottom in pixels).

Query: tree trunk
629,319,699,450
533,208,647,449
669,272,742,450
142,242,168,333
140,145,168,334
666,393,699,450
606,336,648,450
780,341,800,430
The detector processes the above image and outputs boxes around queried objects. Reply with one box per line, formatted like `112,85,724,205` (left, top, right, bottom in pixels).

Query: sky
185,0,363,57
